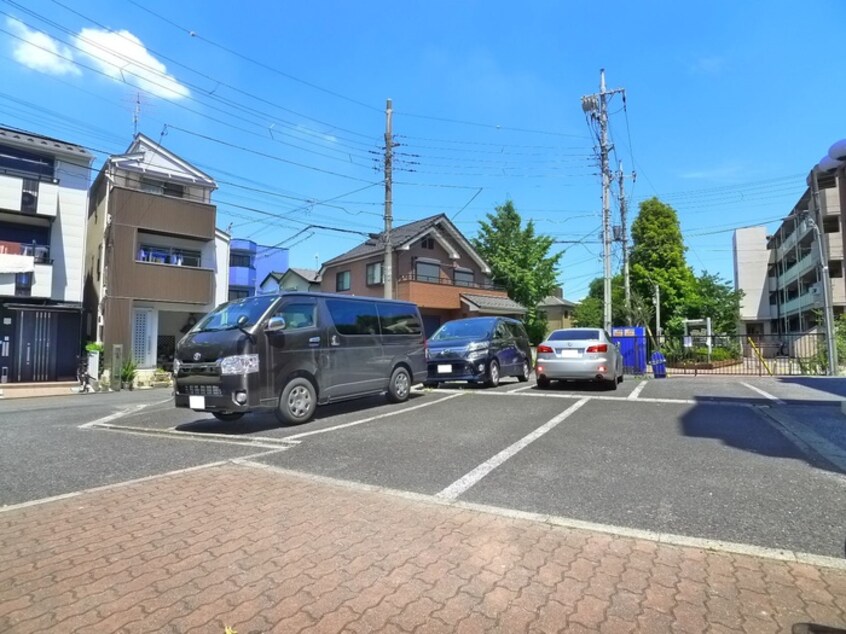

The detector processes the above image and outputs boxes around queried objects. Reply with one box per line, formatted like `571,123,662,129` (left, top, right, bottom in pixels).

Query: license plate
558,349,579,358
437,364,452,374
189,395,205,409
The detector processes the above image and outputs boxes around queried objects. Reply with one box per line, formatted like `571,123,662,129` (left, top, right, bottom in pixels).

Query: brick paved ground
1,463,844,634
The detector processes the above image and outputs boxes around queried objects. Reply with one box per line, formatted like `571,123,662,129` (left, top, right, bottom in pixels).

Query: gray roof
288,267,321,283
538,295,576,308
461,293,526,314
0,126,94,161
322,214,446,267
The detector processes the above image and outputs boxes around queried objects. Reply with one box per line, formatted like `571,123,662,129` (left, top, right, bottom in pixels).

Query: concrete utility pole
383,98,394,299
618,161,631,323
582,70,625,333
808,168,838,375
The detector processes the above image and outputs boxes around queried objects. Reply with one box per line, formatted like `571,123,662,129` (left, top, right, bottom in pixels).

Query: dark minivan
424,316,532,387
173,292,427,424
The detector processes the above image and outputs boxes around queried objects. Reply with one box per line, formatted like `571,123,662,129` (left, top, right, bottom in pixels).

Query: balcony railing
0,240,51,263
398,271,505,291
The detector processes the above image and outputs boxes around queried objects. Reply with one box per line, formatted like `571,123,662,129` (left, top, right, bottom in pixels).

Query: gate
649,333,828,376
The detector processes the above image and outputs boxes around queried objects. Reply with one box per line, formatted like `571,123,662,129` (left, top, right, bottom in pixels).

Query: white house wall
214,231,230,308
0,174,22,212
51,160,90,303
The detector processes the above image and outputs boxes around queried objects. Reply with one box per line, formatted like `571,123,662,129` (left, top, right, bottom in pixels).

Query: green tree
687,272,743,335
573,296,603,327
630,197,697,333
473,200,561,342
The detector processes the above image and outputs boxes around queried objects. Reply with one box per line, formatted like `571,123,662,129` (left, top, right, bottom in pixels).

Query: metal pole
383,98,393,299
619,161,631,322
599,70,612,332
808,168,838,375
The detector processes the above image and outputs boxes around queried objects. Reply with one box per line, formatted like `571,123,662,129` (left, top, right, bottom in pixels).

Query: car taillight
586,344,608,353
536,345,553,354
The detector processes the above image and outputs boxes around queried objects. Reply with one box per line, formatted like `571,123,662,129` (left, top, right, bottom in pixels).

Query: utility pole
582,69,625,332
383,98,394,299
808,168,838,375
618,161,631,323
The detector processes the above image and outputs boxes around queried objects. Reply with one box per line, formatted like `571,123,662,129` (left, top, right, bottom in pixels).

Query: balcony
0,174,58,217
779,252,818,288
396,272,506,310
0,263,53,298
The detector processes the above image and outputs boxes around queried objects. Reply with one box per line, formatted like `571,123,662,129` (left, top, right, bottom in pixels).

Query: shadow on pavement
778,376,846,399
175,392,426,435
680,396,845,477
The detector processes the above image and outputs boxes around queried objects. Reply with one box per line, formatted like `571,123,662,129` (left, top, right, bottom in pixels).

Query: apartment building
320,214,524,336
733,168,845,338
84,134,229,385
228,238,288,300
0,127,93,383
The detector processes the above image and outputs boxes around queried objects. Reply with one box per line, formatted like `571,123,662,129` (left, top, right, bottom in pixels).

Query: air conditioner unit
21,191,37,213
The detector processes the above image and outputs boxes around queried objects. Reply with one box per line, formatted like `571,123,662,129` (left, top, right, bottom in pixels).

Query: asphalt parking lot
61,374,846,560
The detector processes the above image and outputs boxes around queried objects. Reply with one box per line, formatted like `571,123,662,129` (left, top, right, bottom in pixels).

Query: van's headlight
219,354,260,375
465,341,489,358
172,358,181,374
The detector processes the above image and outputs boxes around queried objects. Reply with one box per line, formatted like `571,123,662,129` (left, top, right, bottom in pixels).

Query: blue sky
1,0,844,299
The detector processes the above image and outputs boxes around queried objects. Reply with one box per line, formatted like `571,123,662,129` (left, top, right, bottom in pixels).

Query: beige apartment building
733,168,845,339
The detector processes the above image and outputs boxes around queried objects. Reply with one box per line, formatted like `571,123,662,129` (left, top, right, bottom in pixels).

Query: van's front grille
178,363,220,377
178,384,223,396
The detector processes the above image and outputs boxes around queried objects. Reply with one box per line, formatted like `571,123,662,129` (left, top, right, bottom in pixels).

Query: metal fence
615,333,830,377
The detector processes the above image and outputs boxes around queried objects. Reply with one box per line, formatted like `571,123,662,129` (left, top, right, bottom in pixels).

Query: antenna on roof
133,92,141,136
314,253,319,269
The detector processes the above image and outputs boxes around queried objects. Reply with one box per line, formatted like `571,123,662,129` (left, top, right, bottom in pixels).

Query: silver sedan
535,328,624,390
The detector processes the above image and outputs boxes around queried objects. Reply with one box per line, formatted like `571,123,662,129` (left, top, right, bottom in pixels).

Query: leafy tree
630,197,697,333
573,295,603,327
473,200,561,342
687,272,743,335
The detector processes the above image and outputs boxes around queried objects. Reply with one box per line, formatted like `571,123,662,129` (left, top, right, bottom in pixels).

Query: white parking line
628,381,648,400
504,384,535,393
78,398,173,429
740,382,786,405
285,393,463,440
436,398,590,501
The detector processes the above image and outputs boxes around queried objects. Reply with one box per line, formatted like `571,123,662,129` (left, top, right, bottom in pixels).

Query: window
139,178,184,198
495,321,511,340
420,237,435,250
336,270,351,291
505,321,528,340
366,261,383,285
830,260,843,278
378,303,422,335
415,259,440,282
326,299,380,335
228,288,251,301
453,268,474,287
230,253,253,268
274,301,317,330
824,216,840,234
0,144,54,179
548,329,601,341
138,245,201,267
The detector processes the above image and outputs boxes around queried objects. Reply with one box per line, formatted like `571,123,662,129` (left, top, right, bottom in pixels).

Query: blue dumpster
651,351,667,379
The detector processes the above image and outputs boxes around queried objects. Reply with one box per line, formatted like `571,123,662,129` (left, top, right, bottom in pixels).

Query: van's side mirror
266,316,286,333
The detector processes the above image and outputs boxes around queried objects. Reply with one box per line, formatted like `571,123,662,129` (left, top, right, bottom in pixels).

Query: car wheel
606,373,618,391
386,366,411,403
537,375,551,389
212,411,244,422
486,359,500,388
275,377,317,425
517,358,530,382
617,372,624,384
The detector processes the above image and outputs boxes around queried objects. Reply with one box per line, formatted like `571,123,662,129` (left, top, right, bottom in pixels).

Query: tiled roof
289,268,321,283
0,126,93,160
538,295,576,307
322,214,446,267
461,293,526,314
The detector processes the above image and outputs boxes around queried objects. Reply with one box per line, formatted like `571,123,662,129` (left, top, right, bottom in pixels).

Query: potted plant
120,359,138,390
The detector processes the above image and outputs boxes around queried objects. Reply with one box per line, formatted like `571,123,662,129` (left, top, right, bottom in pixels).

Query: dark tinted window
326,299,380,335
506,321,528,340
378,303,422,335
495,321,511,339
193,295,276,332
274,301,317,330
548,329,601,341
431,319,495,341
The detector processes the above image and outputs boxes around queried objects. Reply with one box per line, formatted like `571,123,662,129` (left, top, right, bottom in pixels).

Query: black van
173,292,427,424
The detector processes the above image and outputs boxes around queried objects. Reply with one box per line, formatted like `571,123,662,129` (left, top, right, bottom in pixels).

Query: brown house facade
84,134,229,386
320,214,524,335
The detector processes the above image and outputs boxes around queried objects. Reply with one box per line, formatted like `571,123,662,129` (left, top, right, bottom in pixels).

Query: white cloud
74,27,190,100
6,17,80,76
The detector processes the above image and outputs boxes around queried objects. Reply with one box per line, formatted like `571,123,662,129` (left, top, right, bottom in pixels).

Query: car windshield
191,296,277,333
431,319,494,341
548,329,601,341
